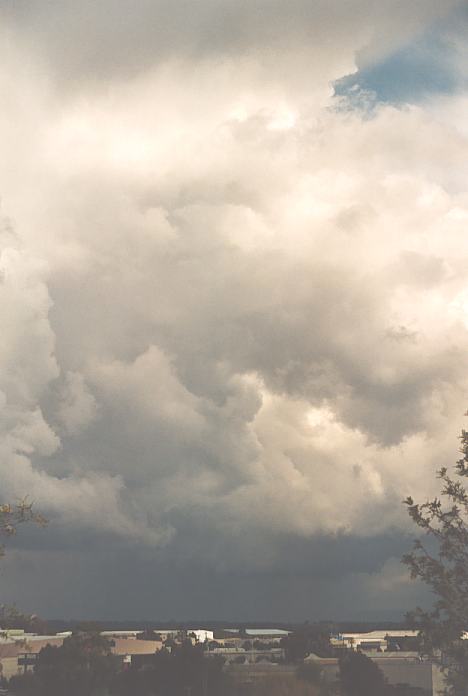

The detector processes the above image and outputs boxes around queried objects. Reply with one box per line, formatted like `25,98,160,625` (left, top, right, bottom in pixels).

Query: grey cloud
9,97,466,559
0,0,460,88
2,532,424,621
1,1,468,619
46,210,461,446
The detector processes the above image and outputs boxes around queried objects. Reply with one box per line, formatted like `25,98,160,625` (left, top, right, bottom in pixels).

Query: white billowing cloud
0,229,169,543
0,230,59,471
0,1,468,593
56,371,99,436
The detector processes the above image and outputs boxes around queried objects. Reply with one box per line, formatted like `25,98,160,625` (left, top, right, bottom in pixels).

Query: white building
188,630,214,643
332,630,419,651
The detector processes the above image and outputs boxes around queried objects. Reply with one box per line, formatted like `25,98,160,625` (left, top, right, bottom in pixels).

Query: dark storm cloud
3,530,422,621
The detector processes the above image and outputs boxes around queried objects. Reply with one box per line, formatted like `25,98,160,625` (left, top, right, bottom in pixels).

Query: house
101,630,143,640
187,630,214,643
223,629,291,643
0,636,65,679
110,638,162,667
331,630,419,652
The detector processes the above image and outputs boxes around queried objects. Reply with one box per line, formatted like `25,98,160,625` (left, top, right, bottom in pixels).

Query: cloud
0,0,459,90
55,371,99,436
0,537,427,621
0,0,468,618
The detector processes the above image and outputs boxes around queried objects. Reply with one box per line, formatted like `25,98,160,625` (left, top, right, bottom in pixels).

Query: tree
110,641,231,696
403,420,468,694
250,676,321,696
0,500,48,637
10,631,119,696
0,500,46,554
281,627,334,663
297,662,332,696
0,605,48,635
281,631,310,663
339,650,387,696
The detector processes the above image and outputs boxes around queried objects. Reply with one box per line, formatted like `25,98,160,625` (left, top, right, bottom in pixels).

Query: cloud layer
0,0,467,618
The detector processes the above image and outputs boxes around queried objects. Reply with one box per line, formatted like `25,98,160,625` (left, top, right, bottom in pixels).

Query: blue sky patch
334,30,461,106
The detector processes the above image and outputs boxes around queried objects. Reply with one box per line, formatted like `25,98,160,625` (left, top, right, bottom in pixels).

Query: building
0,636,65,679
151,629,181,642
331,630,419,651
223,629,291,643
101,630,143,640
0,642,22,680
187,630,214,643
110,638,162,667
209,646,284,664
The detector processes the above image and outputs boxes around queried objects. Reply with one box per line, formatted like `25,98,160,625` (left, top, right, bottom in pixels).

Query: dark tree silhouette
0,500,46,553
339,650,387,696
111,641,232,696
281,627,334,663
0,500,48,639
10,632,119,696
403,418,468,694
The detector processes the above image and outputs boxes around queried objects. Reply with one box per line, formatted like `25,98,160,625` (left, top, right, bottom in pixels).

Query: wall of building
0,657,19,680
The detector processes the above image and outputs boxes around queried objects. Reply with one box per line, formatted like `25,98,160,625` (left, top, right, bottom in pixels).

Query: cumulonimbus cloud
0,1,467,615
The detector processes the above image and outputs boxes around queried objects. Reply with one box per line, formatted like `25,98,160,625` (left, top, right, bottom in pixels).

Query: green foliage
298,665,335,696
296,662,323,685
281,628,334,663
385,635,422,652
253,640,274,651
339,650,387,696
111,641,232,696
0,500,46,535
0,605,48,634
248,675,321,696
296,661,334,695
0,500,49,645
0,500,46,559
281,632,309,663
403,422,468,694
10,632,119,696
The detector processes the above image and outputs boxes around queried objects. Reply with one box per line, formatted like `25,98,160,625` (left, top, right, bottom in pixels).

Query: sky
1,0,468,622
